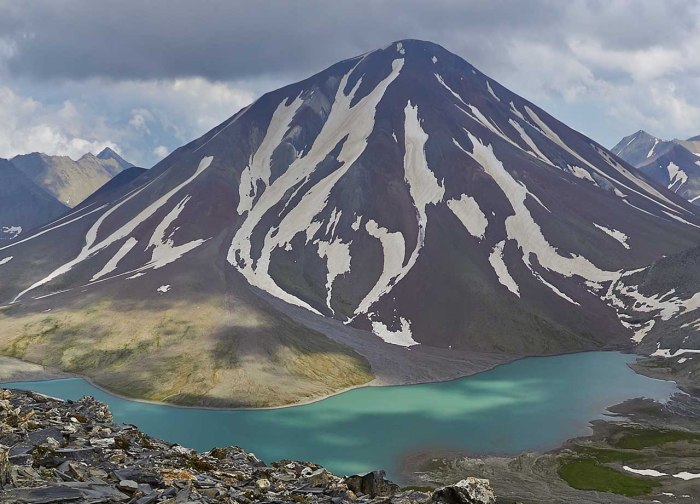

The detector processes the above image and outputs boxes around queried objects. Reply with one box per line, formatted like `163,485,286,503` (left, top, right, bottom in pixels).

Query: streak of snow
525,106,686,214
12,157,212,301
489,240,519,296
447,194,488,239
593,223,630,249
509,102,526,121
508,119,553,165
662,210,700,229
354,100,445,315
458,132,617,283
356,219,407,314
316,238,351,312
91,237,138,281
0,204,107,253
647,138,659,158
229,59,404,315
486,81,500,101
0,256,12,265
623,466,667,477
146,195,208,270
237,95,304,214
651,347,700,358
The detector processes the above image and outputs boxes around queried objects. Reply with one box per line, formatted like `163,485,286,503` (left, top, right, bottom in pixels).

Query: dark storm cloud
1,0,699,165
3,0,692,83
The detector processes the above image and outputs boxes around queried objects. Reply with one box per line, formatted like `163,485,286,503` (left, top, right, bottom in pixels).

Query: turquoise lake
2,352,677,479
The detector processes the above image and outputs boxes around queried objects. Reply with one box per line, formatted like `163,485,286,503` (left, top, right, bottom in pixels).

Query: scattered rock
431,477,496,504
0,387,493,503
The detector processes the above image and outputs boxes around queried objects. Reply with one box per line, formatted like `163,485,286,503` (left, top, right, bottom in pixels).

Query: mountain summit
1,40,699,406
613,131,700,205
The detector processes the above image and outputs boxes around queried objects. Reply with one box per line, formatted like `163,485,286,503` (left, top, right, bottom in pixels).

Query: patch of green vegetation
558,459,661,497
576,446,647,463
2,317,82,358
401,485,434,493
63,339,154,372
612,428,700,450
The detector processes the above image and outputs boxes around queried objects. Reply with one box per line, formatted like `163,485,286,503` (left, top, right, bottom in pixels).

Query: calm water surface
2,352,676,479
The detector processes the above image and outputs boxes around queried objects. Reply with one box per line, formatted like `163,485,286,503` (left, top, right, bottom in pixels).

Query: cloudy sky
1,0,699,167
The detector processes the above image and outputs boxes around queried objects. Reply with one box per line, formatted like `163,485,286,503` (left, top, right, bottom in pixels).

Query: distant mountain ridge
10,147,134,207
0,158,69,240
612,130,700,205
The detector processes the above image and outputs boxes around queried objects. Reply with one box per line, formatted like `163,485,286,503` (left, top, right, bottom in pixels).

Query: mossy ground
557,459,660,496
0,299,372,407
557,423,700,497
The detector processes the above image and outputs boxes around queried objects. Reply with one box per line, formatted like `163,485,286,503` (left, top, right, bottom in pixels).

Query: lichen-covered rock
431,477,496,504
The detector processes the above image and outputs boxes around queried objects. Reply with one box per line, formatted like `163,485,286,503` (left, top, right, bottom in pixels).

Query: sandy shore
0,356,70,382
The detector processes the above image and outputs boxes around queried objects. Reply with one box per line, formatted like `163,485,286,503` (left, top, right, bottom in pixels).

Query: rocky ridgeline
0,388,495,503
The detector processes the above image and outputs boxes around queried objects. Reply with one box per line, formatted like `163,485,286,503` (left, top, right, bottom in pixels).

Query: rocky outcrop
431,478,496,504
0,388,496,503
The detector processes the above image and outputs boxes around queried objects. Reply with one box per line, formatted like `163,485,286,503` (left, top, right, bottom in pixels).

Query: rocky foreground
0,388,495,504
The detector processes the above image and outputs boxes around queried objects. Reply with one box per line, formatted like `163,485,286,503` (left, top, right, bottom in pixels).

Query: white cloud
0,86,119,160
0,77,261,165
153,145,169,159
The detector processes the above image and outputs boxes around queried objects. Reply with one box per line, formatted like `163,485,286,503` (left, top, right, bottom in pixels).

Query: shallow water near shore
2,352,677,479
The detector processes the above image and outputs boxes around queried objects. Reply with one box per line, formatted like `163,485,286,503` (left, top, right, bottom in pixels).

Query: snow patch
1,226,21,238
667,161,688,191
489,241,520,297
0,256,12,265
623,466,667,477
156,285,170,294
651,347,700,358
486,81,500,101
567,165,596,184
371,316,419,347
356,220,407,314
593,223,630,249
447,195,488,239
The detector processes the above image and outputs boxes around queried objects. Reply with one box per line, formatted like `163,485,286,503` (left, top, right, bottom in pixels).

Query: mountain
96,146,134,172
612,130,700,205
1,39,699,407
10,147,134,207
0,158,69,240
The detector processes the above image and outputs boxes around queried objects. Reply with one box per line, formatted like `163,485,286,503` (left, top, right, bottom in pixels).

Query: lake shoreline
0,347,635,411
397,357,700,502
